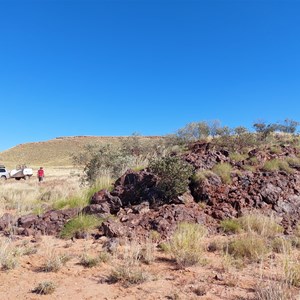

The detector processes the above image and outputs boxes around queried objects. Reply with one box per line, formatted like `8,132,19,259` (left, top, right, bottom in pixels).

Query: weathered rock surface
0,208,80,236
111,169,160,206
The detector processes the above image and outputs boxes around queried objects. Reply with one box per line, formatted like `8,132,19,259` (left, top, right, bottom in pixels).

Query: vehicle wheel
15,178,21,181
24,175,29,180
0,176,6,180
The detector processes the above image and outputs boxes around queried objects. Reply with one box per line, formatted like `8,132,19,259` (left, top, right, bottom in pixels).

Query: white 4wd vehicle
0,165,10,180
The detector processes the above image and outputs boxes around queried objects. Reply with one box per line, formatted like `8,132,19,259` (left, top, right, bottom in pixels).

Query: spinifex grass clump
192,170,218,183
237,213,283,238
163,222,207,268
60,214,103,239
263,159,294,174
0,241,19,271
212,163,233,184
220,219,242,234
226,233,269,263
79,253,100,268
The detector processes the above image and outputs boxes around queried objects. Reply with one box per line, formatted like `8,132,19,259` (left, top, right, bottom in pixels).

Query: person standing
37,167,44,182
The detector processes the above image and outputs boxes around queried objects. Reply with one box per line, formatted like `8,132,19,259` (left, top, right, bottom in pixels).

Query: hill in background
0,136,162,169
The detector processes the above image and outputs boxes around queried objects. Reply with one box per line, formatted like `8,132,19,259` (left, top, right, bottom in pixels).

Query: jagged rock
101,219,127,238
18,214,38,228
0,213,17,230
90,189,122,214
112,169,159,206
260,183,282,205
82,204,110,217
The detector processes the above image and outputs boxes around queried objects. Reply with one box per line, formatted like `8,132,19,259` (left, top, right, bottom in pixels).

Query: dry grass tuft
253,281,293,300
40,250,71,272
238,213,283,238
225,233,269,263
163,222,207,268
32,281,56,295
108,240,149,286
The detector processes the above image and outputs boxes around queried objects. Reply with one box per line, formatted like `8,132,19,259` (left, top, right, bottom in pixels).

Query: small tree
81,144,134,183
149,156,194,201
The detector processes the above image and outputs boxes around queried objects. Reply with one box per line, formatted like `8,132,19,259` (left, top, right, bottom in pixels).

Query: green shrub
149,156,193,201
60,214,103,239
163,222,207,268
212,163,232,184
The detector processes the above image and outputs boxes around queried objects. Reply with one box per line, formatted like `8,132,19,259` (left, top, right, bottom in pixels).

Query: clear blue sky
0,0,299,151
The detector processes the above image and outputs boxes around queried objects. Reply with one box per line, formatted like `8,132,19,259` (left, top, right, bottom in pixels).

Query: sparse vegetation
32,281,56,295
108,240,149,286
41,251,71,272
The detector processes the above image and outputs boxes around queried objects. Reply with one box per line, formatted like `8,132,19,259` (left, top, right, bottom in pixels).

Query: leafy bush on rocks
149,156,194,201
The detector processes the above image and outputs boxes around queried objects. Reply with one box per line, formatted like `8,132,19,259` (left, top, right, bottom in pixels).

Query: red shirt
38,169,44,177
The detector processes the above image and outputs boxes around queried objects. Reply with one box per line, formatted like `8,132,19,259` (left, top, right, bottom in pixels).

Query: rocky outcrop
83,189,122,216
1,141,300,239
111,169,161,207
0,208,80,236
183,141,229,170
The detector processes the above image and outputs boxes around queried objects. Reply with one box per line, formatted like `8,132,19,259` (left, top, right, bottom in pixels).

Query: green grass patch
192,170,218,183
220,219,242,234
229,152,248,162
53,196,89,210
212,163,233,184
60,214,103,239
262,159,294,174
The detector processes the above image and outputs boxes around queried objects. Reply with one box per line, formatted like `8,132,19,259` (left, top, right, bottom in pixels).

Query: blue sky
0,0,299,151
